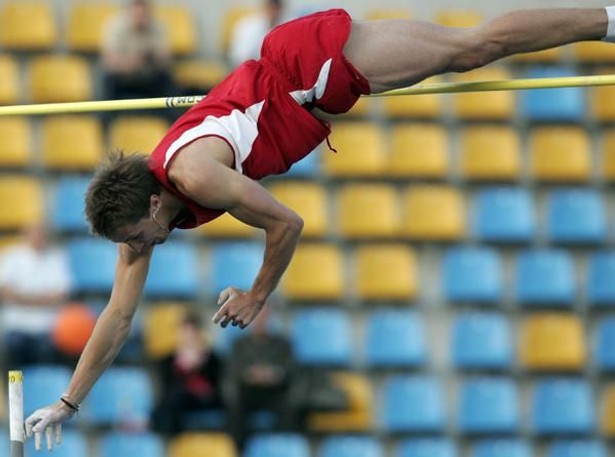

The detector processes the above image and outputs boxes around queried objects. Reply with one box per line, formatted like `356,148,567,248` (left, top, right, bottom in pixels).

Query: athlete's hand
212,287,264,329
25,401,75,451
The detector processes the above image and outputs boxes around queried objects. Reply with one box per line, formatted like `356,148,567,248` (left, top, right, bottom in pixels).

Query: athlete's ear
149,193,162,212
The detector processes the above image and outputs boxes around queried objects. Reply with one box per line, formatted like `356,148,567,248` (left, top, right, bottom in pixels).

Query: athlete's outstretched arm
345,8,609,93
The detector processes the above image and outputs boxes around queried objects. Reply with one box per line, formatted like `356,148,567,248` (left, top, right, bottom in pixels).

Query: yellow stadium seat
460,125,521,181
452,67,515,120
510,47,563,63
220,7,258,56
66,3,120,53
401,186,465,241
41,115,104,171
0,176,43,230
174,59,229,92
109,116,170,153
435,9,482,28
602,130,615,181
520,313,585,371
269,181,328,238
382,76,442,119
590,77,615,122
364,9,411,20
28,55,92,103
601,384,615,437
530,126,591,182
355,244,418,300
572,42,615,63
343,96,371,117
307,372,373,432
169,432,237,457
156,5,197,56
0,54,20,105
323,122,387,177
0,2,57,51
144,303,188,359
282,243,344,300
0,118,32,168
389,123,448,178
337,184,400,238
198,213,257,238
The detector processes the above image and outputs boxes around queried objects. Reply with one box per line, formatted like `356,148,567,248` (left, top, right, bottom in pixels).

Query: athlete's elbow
287,212,304,236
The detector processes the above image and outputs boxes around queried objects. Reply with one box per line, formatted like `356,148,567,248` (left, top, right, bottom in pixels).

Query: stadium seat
442,246,503,303
25,429,88,457
451,312,514,370
364,8,412,20
520,313,586,371
388,123,449,178
457,377,520,435
337,184,401,238
532,378,594,436
22,365,72,416
83,367,154,426
591,76,615,122
144,241,199,299
595,317,615,371
0,3,56,51
471,439,532,457
285,147,321,178
174,59,229,92
380,375,446,433
100,432,165,457
28,55,92,103
109,116,170,153
529,126,591,183
382,76,443,118
67,238,117,294
291,308,352,367
547,188,606,244
155,5,197,55
0,176,43,230
460,126,521,182
451,67,515,120
51,175,91,233
41,115,104,171
519,67,585,122
365,309,426,368
435,9,482,27
473,187,535,243
572,41,615,63
269,181,328,238
511,46,563,62
401,186,465,240
601,384,615,436
323,122,388,177
587,251,615,307
355,244,418,301
319,436,384,457
244,433,310,457
169,432,237,457
547,440,608,457
144,302,187,359
515,249,576,306
0,117,31,168
396,438,457,457
219,6,258,56
281,243,344,300
66,3,120,52
0,54,20,105
602,130,615,181
197,213,255,238
209,242,263,292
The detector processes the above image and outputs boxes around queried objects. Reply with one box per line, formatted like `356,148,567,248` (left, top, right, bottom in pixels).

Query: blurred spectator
224,306,303,451
151,310,223,436
0,222,72,368
228,0,287,68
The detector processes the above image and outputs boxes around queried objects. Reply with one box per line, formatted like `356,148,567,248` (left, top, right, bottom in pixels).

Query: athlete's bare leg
343,8,608,94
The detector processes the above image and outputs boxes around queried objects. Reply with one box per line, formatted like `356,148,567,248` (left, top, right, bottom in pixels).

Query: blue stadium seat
365,309,426,368
245,433,310,457
144,241,199,299
532,378,594,435
67,237,117,294
285,147,321,177
473,187,535,243
451,312,513,370
471,439,532,457
396,438,457,457
594,317,615,371
519,67,585,121
515,249,575,306
442,246,503,303
547,440,608,457
546,189,606,244
457,377,520,434
209,242,263,292
51,175,90,233
25,429,87,457
82,367,154,426
22,365,71,416
380,375,446,433
99,432,165,457
291,308,353,367
587,251,615,307
319,436,384,457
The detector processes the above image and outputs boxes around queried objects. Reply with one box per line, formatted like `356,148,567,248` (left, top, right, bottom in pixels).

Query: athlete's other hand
212,287,264,329
25,401,75,451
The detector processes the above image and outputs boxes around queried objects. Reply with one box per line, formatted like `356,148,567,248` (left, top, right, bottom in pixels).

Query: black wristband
60,396,80,412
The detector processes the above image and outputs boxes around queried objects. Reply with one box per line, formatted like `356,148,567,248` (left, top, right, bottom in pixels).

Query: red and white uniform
149,9,370,229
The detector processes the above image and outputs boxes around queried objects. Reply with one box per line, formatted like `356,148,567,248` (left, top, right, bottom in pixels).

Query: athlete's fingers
217,288,231,305
35,432,41,451
56,423,62,445
46,426,53,450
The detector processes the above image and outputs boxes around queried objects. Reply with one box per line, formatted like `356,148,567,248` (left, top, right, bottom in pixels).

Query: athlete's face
111,199,170,252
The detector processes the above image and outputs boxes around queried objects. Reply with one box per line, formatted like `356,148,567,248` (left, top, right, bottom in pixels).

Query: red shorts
259,9,371,114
